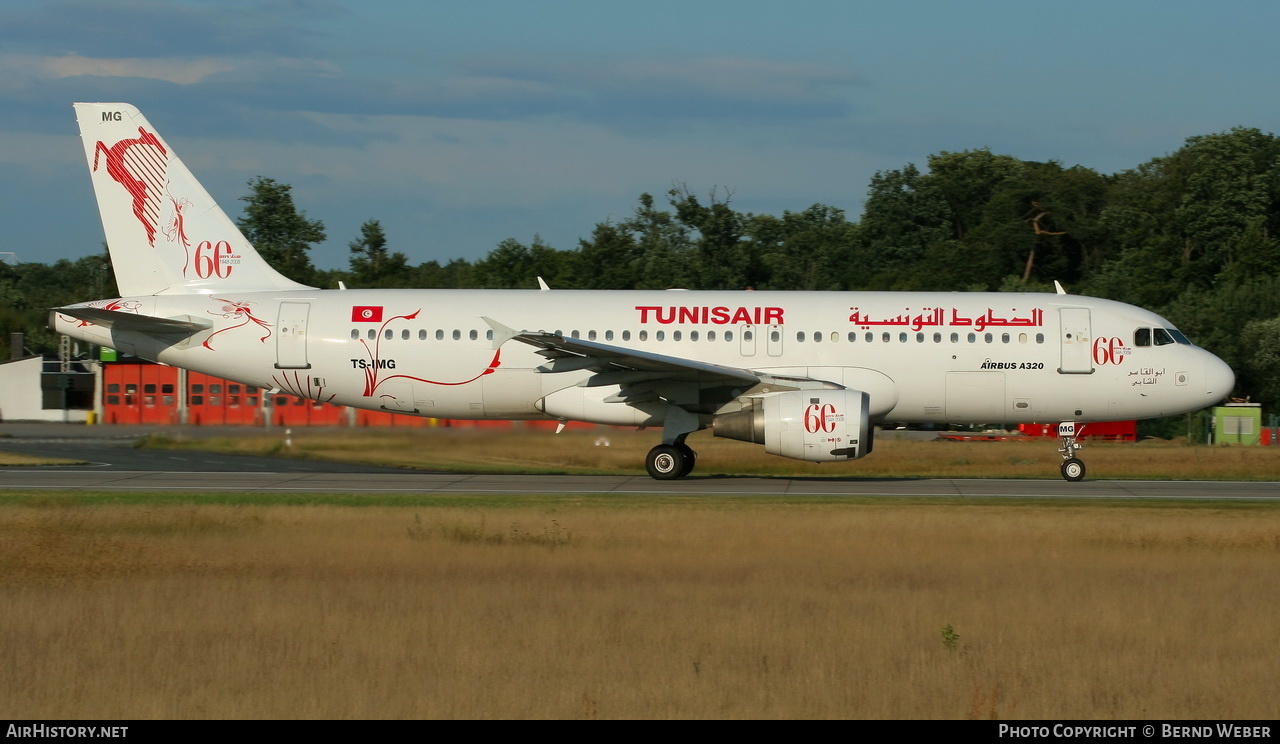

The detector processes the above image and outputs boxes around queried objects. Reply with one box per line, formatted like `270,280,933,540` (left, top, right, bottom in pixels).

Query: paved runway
1,424,1276,499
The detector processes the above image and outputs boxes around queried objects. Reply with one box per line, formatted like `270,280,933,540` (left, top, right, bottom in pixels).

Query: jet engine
711,389,873,462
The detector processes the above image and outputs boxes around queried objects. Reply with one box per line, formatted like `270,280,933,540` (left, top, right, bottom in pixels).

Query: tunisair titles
631,306,1046,331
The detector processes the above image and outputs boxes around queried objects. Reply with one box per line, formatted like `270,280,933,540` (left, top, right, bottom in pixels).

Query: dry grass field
0,452,85,466
2,498,1279,719
143,426,1280,481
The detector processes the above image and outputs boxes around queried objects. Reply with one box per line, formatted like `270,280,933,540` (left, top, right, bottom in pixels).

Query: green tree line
4,129,1279,415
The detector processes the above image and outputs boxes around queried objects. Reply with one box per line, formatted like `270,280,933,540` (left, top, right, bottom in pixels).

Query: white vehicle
53,103,1235,481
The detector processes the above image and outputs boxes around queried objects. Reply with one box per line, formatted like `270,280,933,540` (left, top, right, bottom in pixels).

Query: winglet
537,276,551,291
1054,280,1068,295
481,316,520,350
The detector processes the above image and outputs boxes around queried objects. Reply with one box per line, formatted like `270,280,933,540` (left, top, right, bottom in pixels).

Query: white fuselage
54,288,1233,428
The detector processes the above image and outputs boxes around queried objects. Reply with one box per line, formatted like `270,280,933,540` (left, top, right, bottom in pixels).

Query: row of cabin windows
349,328,1048,345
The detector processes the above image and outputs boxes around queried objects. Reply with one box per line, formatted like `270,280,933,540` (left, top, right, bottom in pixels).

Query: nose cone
1204,353,1235,405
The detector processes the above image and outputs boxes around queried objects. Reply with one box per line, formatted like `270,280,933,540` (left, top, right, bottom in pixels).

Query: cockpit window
1167,328,1192,345
1134,328,1151,347
1153,328,1176,346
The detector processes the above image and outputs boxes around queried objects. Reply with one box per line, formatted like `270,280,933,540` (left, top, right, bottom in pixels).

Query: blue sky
3,0,1278,273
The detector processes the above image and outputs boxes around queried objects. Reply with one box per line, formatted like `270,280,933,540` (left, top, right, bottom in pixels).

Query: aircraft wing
511,329,762,386
485,318,840,407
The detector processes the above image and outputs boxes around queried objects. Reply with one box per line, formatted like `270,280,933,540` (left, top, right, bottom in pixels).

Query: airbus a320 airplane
52,103,1235,481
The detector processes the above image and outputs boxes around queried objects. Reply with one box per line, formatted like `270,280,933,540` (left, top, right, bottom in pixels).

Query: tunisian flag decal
351,306,384,322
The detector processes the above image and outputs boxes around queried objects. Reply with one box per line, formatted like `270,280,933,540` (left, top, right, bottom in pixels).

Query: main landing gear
1057,422,1086,482
645,405,701,480
646,442,697,480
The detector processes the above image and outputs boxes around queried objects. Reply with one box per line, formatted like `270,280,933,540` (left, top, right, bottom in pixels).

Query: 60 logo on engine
803,403,844,433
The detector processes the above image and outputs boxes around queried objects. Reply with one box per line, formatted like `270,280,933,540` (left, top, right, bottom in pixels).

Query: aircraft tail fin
73,102,312,297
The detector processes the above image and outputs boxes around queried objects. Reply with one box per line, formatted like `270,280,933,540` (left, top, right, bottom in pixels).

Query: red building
99,360,590,430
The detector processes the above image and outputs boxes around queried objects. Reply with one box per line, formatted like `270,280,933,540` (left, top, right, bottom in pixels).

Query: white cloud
36,53,236,85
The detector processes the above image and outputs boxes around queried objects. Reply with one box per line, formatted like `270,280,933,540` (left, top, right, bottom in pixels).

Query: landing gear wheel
646,444,688,480
1061,457,1086,482
674,443,697,478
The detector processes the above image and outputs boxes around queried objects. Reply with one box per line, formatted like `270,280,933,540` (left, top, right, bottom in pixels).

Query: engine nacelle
711,389,873,462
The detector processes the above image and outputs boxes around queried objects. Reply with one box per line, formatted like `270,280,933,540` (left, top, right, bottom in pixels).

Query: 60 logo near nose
1092,336,1128,365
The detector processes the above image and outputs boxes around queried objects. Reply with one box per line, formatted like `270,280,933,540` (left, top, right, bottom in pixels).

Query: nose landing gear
1057,422,1086,482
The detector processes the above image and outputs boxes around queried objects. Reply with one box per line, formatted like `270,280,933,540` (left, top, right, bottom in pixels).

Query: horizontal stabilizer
53,307,213,335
